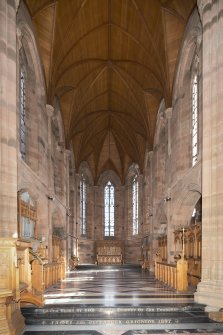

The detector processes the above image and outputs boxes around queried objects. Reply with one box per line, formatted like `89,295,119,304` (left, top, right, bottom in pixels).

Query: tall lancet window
20,70,26,160
80,176,87,235
192,74,198,166
132,175,138,235
104,181,115,236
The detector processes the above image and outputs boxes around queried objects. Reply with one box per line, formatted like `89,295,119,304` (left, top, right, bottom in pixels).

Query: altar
96,240,123,265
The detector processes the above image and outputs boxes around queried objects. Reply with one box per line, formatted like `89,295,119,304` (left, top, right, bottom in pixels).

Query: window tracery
80,175,87,236
132,175,139,235
192,73,198,166
20,69,26,160
104,181,115,237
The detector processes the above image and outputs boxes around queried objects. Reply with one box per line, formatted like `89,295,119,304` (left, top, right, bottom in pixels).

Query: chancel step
22,267,223,334
22,303,201,315
22,303,213,326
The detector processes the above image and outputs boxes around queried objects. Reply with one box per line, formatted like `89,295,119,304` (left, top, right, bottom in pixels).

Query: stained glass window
104,181,115,236
132,176,138,235
80,177,87,235
192,74,198,166
20,70,26,160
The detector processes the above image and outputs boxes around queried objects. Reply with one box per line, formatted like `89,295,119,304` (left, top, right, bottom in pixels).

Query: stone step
24,316,213,326
24,332,104,335
22,303,204,316
76,264,142,271
23,331,223,335
23,330,104,335
22,303,212,326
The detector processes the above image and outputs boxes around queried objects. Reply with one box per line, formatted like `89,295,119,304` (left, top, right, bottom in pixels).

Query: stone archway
166,184,201,264
174,184,201,228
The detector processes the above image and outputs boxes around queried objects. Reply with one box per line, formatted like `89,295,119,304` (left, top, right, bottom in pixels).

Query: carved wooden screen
18,191,37,239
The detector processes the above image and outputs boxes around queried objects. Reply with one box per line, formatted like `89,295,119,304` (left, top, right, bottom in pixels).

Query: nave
22,265,223,335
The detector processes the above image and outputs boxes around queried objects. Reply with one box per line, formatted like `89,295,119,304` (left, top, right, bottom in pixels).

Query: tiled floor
23,265,223,335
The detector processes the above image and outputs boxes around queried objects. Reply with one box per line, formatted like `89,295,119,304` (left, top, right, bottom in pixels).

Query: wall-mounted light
164,196,171,202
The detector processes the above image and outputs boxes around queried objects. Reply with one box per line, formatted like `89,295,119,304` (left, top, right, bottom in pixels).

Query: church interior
0,0,223,334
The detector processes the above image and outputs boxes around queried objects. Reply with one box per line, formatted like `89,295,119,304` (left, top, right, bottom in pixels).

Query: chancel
0,0,223,334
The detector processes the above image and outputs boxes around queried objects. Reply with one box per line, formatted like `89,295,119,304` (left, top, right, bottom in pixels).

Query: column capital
16,28,23,50
65,149,71,158
196,32,202,47
46,104,54,118
165,107,172,119
148,151,153,161
56,142,65,152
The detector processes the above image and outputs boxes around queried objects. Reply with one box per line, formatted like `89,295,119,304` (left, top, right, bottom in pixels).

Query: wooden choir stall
16,192,66,307
155,221,201,291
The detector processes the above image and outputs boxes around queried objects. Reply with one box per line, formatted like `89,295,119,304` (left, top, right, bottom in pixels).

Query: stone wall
75,160,147,264
142,8,202,270
15,5,204,271
194,0,223,312
16,4,75,264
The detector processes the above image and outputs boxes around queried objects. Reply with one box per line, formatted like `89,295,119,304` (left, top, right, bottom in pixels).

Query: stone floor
22,265,223,335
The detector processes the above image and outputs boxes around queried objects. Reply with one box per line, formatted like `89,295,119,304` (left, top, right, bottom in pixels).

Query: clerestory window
192,74,198,166
132,175,138,235
104,181,115,237
80,176,87,235
20,70,26,161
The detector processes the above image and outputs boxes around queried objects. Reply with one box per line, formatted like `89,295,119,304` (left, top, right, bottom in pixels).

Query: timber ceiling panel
25,0,196,183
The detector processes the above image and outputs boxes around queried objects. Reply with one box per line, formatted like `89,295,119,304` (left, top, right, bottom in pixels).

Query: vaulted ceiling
25,0,196,183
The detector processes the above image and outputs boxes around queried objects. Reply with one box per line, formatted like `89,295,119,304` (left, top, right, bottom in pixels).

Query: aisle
22,265,223,335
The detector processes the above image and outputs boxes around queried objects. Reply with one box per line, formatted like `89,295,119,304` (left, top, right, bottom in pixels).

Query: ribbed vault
25,0,196,183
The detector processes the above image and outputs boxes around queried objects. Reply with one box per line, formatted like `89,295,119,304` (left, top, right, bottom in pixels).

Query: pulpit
96,240,123,265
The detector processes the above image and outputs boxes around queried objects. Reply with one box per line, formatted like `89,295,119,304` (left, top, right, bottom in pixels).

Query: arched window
80,176,87,235
20,69,26,160
104,181,115,237
192,73,198,166
132,175,138,235
18,191,37,239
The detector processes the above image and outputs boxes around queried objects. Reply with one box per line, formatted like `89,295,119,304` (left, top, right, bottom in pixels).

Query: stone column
194,0,223,313
0,0,24,333
165,108,172,156
143,148,151,237
138,174,144,237
93,185,97,241
0,0,17,238
65,149,71,264
46,105,54,262
46,104,54,194
75,173,80,257
148,150,158,272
